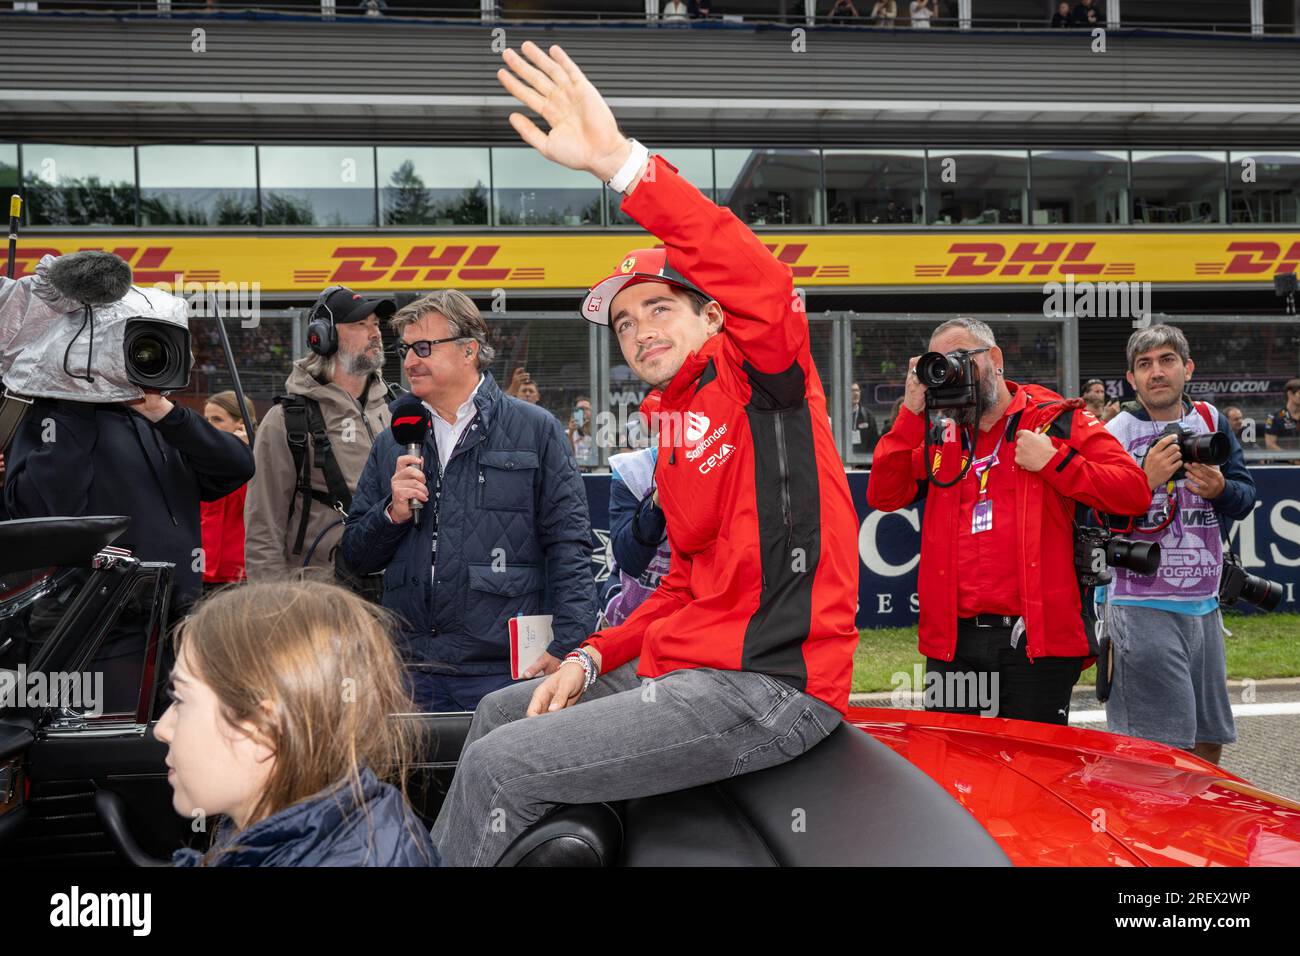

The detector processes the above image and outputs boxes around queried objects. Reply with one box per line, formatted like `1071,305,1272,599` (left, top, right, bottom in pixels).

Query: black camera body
1159,422,1229,481
917,348,980,410
1075,525,1162,588
123,317,192,391
1219,551,1284,610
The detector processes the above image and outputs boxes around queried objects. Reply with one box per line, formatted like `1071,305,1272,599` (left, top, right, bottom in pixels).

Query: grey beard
941,368,998,427
338,346,383,377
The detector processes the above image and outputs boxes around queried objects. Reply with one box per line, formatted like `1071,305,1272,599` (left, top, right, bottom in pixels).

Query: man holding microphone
429,42,860,866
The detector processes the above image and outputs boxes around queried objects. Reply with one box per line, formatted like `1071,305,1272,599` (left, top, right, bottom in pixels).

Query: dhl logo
311,245,544,285
12,245,192,284
914,242,1134,279
759,243,850,279
1194,241,1300,276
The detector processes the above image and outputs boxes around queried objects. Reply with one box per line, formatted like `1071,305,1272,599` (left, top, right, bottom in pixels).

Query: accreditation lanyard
969,430,1005,535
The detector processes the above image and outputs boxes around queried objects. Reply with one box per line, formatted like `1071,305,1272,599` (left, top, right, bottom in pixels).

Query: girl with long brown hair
158,580,438,866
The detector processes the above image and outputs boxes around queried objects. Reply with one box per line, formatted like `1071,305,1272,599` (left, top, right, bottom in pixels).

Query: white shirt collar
425,374,484,426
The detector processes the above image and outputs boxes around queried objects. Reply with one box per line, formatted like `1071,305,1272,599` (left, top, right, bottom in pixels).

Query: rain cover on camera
0,254,190,403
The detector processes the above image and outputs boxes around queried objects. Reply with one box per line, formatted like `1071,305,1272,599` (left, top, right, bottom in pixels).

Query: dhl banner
13,233,1300,292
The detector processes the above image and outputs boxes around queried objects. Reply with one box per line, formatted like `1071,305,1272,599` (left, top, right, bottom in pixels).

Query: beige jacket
244,359,392,579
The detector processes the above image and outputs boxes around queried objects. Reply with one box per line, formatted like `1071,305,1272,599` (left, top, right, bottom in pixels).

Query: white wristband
606,139,649,195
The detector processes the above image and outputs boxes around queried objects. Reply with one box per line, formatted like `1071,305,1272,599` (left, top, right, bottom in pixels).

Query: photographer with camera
0,252,254,612
1101,324,1257,764
868,318,1150,724
243,285,396,587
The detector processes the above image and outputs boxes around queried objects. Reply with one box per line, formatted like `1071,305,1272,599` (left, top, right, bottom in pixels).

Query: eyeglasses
395,336,465,359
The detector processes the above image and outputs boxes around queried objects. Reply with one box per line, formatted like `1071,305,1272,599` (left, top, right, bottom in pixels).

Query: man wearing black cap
244,285,397,580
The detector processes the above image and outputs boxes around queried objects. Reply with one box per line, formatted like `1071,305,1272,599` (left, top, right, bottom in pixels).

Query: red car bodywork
849,706,1300,867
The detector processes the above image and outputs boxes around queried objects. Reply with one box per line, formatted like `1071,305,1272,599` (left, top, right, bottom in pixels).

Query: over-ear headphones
306,285,346,357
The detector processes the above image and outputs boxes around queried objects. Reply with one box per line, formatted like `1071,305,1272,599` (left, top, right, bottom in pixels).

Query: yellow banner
14,232,1300,292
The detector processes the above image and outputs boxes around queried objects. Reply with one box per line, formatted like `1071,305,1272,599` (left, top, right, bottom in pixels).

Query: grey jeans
429,659,843,867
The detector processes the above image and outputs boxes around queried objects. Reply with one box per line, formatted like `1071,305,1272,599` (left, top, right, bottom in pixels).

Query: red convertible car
1,516,1297,867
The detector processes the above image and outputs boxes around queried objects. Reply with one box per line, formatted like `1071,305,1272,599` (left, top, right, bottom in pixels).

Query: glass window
716,148,822,226
926,150,1027,226
378,147,490,226
259,146,376,226
1130,150,1227,224
492,150,601,226
608,148,714,225
824,149,924,225
1031,149,1128,225
0,145,16,190
138,145,257,226
1229,151,1300,225
21,144,136,226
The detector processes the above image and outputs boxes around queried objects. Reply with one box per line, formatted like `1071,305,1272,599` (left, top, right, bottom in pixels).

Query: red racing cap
580,247,711,326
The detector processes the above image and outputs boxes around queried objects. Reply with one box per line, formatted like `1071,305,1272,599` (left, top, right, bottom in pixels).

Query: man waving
430,42,860,866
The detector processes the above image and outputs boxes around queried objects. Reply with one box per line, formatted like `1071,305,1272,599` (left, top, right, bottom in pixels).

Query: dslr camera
1074,525,1161,588
915,347,986,411
1219,551,1284,610
1159,422,1229,481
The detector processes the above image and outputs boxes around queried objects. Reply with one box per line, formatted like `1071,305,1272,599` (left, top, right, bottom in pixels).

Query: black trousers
924,620,1084,725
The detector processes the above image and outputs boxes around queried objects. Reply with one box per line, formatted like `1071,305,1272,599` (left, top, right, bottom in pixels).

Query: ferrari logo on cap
620,257,636,273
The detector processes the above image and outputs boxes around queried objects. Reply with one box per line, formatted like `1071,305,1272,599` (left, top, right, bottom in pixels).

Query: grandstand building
3,1,1299,466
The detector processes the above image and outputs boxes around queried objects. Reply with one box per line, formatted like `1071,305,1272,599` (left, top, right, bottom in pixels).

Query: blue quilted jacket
340,372,596,674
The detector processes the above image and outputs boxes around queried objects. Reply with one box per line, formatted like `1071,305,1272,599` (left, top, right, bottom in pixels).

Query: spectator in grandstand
598,446,671,629
1051,2,1072,27
871,0,897,26
201,391,255,594
340,290,596,713
828,0,860,22
662,0,689,19
1222,405,1247,441
1101,324,1256,766
1081,378,1106,418
1263,377,1300,460
162,581,439,867
358,0,387,14
518,379,541,404
851,382,880,453
868,317,1150,725
689,0,712,18
244,286,395,585
909,0,933,27
1072,0,1101,27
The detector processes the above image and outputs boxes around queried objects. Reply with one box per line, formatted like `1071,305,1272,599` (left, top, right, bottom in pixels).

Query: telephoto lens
1220,552,1284,610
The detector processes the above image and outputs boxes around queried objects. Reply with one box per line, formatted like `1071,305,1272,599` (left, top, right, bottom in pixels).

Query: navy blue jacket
340,372,596,675
172,768,439,867
609,478,666,581
3,399,254,605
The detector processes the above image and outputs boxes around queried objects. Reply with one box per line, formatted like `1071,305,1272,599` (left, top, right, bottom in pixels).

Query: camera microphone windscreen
390,395,431,524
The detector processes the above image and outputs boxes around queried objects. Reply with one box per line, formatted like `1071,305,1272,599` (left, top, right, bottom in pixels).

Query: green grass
852,612,1300,694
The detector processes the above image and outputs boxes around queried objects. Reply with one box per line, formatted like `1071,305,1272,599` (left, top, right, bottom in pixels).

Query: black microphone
390,395,431,526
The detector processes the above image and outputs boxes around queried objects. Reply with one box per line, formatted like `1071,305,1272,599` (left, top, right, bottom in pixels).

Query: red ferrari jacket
583,154,860,714
867,383,1151,662
200,484,248,584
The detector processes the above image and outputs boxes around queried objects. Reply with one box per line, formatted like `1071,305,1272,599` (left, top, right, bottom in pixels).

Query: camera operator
340,290,596,713
1101,324,1256,764
868,318,1151,724
243,285,396,583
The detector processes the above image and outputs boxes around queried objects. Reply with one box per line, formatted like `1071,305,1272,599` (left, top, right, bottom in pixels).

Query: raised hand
496,42,632,182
